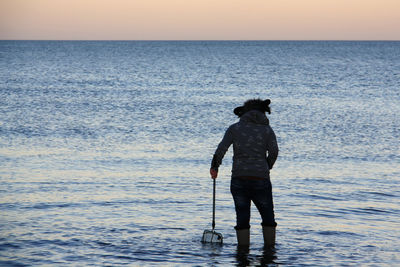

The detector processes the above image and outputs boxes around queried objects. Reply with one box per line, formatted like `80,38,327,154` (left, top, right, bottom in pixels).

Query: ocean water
0,41,399,266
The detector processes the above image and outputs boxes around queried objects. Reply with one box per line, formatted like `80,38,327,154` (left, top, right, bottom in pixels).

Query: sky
0,0,399,40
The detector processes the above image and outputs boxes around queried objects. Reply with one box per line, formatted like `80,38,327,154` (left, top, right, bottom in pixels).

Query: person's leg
231,178,251,245
251,178,277,247
251,178,276,227
231,178,252,229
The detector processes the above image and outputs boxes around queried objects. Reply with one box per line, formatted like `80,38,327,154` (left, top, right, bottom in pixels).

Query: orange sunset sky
1,0,399,40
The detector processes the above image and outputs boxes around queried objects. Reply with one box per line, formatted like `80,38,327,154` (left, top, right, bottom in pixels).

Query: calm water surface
0,41,399,266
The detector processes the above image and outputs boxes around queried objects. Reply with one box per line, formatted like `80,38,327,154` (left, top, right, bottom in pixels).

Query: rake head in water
201,229,223,243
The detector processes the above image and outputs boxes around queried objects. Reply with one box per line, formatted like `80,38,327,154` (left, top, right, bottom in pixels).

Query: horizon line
1,39,399,42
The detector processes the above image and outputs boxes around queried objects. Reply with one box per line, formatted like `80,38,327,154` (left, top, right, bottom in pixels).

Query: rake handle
212,178,216,230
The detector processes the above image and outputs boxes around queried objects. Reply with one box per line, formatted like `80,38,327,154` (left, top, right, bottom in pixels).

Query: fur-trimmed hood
240,110,269,125
234,98,271,117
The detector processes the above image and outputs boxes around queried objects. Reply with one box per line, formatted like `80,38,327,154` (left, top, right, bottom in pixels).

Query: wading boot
235,228,250,246
262,226,276,247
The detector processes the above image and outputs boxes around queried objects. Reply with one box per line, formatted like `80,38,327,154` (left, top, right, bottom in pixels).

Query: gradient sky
1,0,399,40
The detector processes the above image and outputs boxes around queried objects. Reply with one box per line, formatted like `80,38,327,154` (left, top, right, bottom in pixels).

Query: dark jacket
211,110,279,179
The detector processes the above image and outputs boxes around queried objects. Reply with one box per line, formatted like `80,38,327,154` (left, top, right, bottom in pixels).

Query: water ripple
1,41,399,266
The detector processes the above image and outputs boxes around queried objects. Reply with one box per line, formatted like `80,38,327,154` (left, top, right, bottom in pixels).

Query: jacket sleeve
266,126,279,169
211,126,233,171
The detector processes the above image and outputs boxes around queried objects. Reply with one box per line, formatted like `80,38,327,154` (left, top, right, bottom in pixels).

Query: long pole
212,178,216,230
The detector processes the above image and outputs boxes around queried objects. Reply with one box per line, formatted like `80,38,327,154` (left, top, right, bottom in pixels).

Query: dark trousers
230,176,276,229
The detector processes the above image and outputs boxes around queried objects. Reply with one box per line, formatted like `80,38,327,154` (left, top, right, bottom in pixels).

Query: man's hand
210,168,218,179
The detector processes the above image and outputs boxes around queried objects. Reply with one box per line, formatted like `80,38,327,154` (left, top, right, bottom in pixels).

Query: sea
0,41,399,266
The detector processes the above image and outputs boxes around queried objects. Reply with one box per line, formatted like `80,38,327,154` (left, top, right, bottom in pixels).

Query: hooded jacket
211,110,279,179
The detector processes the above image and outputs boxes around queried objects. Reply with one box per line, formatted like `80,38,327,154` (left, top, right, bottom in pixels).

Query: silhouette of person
210,98,279,247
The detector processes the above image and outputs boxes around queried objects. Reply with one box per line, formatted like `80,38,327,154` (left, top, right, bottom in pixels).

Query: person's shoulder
227,121,240,131
265,125,277,137
262,124,274,133
232,121,242,127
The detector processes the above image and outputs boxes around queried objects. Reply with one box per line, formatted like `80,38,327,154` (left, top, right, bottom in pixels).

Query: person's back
229,110,278,179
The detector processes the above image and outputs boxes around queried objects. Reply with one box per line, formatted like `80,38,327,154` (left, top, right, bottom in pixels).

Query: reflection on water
235,246,277,267
1,41,399,266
